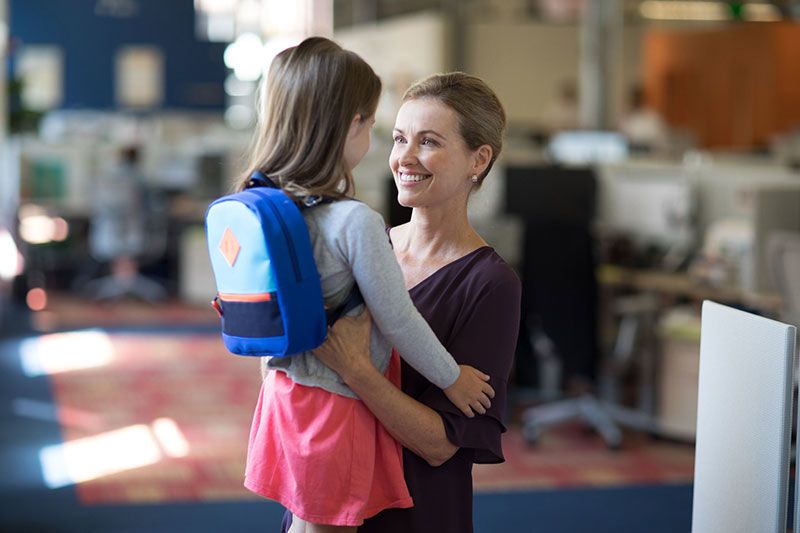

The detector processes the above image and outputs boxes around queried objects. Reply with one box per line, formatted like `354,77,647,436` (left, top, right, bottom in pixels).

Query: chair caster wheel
522,423,541,445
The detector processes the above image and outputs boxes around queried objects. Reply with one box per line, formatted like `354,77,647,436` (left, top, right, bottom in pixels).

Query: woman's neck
396,204,485,263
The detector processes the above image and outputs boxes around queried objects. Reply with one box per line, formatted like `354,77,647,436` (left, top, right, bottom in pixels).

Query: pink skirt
244,352,413,526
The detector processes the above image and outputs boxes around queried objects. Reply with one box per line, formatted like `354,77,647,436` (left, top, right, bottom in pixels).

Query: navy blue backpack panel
206,180,328,357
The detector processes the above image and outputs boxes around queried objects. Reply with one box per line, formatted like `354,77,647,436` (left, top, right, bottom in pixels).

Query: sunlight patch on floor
20,329,115,376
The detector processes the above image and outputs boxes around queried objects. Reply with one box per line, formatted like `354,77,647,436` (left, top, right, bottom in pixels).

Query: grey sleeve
336,205,460,389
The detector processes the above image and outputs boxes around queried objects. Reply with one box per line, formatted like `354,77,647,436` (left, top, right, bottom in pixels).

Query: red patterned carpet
46,331,262,503
39,296,694,505
474,423,694,492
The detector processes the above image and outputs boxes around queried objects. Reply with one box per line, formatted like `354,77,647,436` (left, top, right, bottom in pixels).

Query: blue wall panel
10,0,228,110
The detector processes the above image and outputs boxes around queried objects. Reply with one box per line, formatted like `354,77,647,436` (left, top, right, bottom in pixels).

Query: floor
0,294,696,532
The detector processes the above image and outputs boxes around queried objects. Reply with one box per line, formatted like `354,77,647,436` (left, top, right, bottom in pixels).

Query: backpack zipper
265,199,302,282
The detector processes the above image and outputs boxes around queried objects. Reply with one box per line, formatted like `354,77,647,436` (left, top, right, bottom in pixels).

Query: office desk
598,265,783,317
595,265,783,441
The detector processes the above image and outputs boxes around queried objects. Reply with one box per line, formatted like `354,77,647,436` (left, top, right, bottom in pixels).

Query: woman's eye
393,135,405,144
421,138,437,146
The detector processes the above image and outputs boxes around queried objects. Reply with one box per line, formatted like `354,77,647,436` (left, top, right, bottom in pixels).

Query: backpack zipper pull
211,296,223,317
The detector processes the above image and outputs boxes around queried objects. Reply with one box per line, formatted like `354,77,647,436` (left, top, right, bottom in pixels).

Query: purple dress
281,246,521,532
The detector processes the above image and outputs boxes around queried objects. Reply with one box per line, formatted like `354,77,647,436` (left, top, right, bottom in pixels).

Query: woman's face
344,114,376,171
390,98,482,209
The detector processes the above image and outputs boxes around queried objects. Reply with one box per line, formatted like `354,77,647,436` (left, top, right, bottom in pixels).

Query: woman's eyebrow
393,128,446,140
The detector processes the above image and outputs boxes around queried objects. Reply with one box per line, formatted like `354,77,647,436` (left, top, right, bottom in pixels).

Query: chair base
83,273,167,304
521,394,662,450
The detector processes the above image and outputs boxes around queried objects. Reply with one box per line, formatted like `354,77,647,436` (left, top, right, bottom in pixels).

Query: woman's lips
398,172,431,185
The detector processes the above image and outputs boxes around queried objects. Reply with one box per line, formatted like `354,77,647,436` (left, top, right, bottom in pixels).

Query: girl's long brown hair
236,37,381,200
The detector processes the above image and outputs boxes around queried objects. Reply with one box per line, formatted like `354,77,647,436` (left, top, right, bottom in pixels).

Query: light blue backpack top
205,171,361,357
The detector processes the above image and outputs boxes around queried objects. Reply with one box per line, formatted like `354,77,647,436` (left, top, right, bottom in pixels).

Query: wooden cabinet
643,23,800,149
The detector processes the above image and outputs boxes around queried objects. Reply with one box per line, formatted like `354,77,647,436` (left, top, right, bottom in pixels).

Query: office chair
84,157,167,303
507,165,661,449
691,301,796,533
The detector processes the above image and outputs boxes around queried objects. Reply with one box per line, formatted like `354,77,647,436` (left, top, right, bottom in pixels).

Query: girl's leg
305,524,356,533
290,515,355,533
287,514,305,533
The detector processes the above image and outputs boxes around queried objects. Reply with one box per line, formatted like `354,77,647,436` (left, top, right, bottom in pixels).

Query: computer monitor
504,165,596,225
548,130,628,165
596,168,695,250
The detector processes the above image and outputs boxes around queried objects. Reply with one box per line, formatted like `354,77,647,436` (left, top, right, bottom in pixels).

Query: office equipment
548,131,628,165
769,231,800,329
694,167,800,293
19,141,94,213
597,167,695,249
196,153,228,199
691,301,796,533
655,307,700,441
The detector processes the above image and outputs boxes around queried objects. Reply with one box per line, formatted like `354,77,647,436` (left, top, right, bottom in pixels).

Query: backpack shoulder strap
247,170,336,209
246,170,278,190
325,284,364,327
247,169,363,325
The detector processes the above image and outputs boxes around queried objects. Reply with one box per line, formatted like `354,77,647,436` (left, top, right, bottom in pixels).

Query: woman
285,71,521,532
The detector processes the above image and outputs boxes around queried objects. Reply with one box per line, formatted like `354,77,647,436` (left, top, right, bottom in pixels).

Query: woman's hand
443,365,495,418
313,311,374,383
316,310,459,466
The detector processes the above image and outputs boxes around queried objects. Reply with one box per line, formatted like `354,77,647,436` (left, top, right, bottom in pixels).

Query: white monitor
548,130,628,165
596,168,695,249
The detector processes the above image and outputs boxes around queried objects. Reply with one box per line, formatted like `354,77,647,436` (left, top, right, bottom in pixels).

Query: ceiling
332,0,800,29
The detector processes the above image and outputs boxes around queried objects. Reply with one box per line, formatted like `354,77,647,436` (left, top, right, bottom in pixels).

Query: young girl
240,38,495,532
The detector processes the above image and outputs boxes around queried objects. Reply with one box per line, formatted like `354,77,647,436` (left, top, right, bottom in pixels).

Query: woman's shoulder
420,247,519,307
465,247,521,290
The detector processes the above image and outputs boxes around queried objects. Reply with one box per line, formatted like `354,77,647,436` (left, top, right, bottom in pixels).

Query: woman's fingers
330,311,372,346
478,393,492,410
317,311,373,362
459,402,475,418
470,401,486,415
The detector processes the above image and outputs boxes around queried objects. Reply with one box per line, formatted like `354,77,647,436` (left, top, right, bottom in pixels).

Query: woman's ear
472,145,493,177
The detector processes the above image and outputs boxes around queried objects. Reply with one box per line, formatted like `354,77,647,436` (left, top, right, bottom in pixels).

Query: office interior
1,0,800,531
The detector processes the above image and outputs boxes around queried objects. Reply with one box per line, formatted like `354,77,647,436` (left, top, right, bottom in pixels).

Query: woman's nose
397,143,418,165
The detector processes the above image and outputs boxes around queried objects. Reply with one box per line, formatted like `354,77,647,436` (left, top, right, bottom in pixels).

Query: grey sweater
265,200,460,398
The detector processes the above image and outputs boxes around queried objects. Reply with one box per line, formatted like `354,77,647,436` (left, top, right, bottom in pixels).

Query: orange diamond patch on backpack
218,227,241,267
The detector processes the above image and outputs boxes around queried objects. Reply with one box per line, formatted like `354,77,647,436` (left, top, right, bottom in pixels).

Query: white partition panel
692,301,796,533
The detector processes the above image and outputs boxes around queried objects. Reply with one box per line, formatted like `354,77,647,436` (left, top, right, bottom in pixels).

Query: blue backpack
205,171,362,357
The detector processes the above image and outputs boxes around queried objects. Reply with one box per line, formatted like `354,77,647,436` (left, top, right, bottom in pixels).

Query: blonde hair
403,72,505,187
237,37,381,199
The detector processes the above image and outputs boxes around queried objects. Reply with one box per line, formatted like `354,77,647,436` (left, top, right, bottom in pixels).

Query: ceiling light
640,1,730,21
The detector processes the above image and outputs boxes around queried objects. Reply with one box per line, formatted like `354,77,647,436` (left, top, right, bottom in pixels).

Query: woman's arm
338,205,492,416
314,312,458,466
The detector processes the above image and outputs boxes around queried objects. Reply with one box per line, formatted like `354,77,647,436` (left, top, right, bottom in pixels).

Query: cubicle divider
691,301,796,533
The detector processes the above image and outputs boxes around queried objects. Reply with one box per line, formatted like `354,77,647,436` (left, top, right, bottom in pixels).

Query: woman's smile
397,171,432,185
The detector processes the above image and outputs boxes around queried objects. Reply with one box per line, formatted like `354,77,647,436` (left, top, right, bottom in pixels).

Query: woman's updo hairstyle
402,72,506,187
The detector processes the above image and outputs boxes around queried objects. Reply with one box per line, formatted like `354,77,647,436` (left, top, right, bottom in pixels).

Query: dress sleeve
338,204,460,389
417,275,521,463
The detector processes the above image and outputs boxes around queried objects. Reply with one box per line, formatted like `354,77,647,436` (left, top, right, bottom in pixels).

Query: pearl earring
471,175,479,184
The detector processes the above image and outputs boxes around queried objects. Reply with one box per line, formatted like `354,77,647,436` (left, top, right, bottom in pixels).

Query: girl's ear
472,145,493,177
347,113,363,139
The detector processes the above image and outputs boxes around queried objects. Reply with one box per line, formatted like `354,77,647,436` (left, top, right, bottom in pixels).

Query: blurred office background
1,0,800,531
